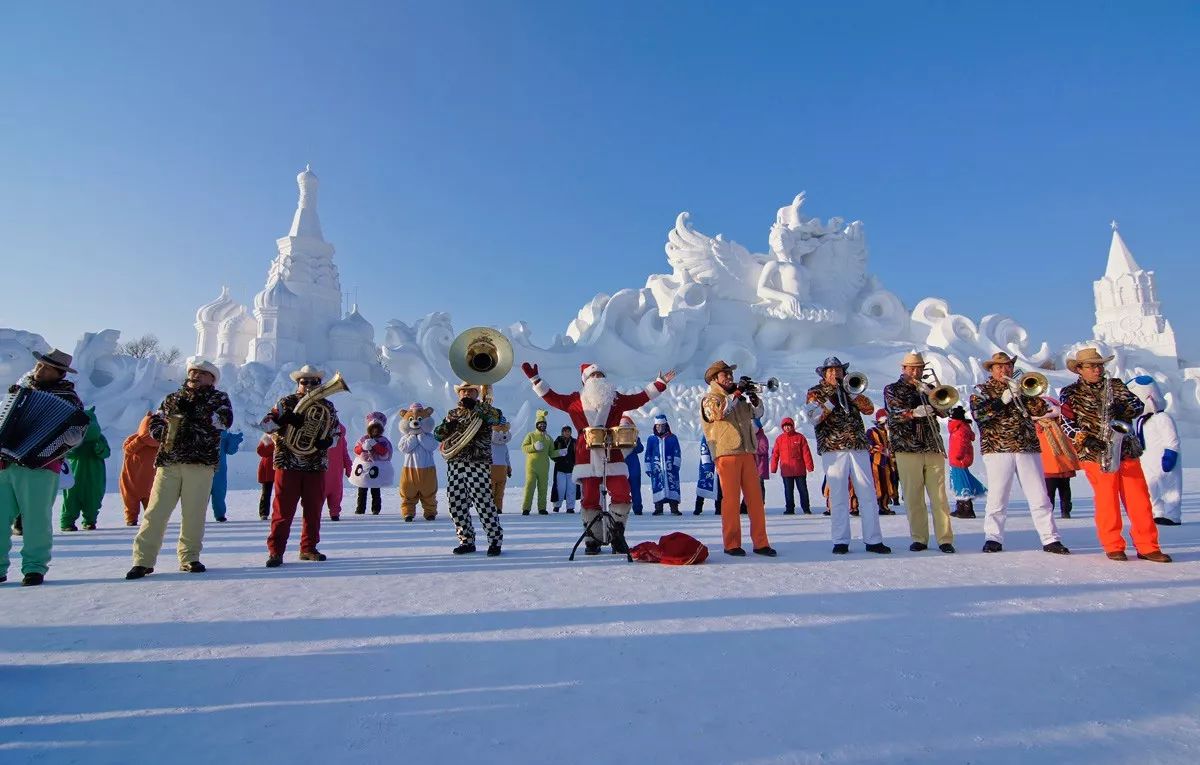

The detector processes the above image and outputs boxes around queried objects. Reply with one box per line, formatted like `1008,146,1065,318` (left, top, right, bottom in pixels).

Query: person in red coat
770,417,813,514
255,433,275,520
322,422,352,520
523,361,675,555
947,406,986,518
119,413,161,526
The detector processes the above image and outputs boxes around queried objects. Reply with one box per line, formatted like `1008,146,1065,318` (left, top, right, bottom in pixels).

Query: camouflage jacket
883,377,945,455
434,402,503,464
806,382,871,454
150,385,234,468
1060,377,1144,464
968,378,1048,454
263,393,340,473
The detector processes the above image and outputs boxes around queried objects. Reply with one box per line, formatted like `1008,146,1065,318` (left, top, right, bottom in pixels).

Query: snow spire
288,164,324,240
1104,220,1141,278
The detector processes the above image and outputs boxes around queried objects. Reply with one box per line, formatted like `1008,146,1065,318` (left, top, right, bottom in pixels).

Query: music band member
260,365,341,568
702,361,775,556
126,358,233,579
435,382,505,555
968,352,1068,554
883,352,953,553
806,357,888,555
524,361,674,555
1,349,87,586
1060,348,1171,563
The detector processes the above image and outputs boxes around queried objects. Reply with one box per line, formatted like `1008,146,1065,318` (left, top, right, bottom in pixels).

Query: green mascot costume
521,409,555,515
61,407,111,531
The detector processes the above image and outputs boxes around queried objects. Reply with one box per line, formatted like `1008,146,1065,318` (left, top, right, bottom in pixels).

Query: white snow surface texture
2,478,1199,765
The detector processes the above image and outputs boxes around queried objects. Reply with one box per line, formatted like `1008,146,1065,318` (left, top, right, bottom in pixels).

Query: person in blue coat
694,435,719,514
620,415,645,515
210,429,244,522
646,414,682,515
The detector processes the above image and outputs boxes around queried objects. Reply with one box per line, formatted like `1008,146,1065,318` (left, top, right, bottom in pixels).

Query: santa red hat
580,363,601,382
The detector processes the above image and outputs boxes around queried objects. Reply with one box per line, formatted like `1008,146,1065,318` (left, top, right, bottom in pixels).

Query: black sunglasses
298,378,321,385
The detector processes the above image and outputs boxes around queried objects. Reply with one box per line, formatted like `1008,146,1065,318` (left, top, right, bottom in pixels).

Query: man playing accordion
1,349,88,586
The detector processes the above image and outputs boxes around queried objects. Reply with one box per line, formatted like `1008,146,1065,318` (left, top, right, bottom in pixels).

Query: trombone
999,369,1049,418
919,365,957,456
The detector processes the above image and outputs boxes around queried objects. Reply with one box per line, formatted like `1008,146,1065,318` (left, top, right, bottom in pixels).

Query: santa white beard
580,376,616,413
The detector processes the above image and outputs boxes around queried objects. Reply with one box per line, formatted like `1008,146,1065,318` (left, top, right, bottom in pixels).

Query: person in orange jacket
255,433,276,520
119,413,161,526
770,417,813,514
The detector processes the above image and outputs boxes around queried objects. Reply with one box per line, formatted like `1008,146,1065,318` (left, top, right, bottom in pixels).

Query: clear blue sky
2,1,1197,360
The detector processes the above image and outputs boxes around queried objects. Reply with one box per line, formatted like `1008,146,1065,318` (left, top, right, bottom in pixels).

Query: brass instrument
919,365,956,456
737,376,781,395
1099,376,1132,474
999,369,1049,418
842,371,868,396
163,413,185,452
441,327,513,459
284,372,350,456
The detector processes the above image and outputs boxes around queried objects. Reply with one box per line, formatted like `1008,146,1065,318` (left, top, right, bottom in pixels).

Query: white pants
553,470,575,511
982,452,1060,545
1141,458,1183,523
821,450,882,545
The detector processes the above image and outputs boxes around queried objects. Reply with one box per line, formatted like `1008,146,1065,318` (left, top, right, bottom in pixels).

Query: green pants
0,465,60,576
132,463,215,568
522,457,550,512
896,452,954,546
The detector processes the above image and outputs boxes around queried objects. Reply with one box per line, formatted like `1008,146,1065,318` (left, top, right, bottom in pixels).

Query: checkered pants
446,460,503,546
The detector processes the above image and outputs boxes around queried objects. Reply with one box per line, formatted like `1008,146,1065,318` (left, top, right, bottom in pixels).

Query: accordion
0,387,88,468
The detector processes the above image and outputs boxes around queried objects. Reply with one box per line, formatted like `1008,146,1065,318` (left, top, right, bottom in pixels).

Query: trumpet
736,376,780,396
842,371,868,396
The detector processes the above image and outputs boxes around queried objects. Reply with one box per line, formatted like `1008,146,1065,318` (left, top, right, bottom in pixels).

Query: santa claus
522,361,676,554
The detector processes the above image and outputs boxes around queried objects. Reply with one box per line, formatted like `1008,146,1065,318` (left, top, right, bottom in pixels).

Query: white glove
1000,389,1013,405
534,441,544,451
211,412,228,431
911,405,934,418
362,438,377,450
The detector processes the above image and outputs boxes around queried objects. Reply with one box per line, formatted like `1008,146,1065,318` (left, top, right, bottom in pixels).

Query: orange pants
716,454,769,551
1082,459,1161,555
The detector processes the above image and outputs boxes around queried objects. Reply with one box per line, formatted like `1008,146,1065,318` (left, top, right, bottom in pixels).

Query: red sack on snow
630,532,709,565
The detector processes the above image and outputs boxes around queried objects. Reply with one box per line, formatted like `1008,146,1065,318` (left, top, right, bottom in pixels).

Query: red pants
579,476,632,510
269,469,324,557
1082,459,1161,555
716,454,769,551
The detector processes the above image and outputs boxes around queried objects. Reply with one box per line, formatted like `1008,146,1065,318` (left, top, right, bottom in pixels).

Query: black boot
1061,499,1072,519
694,498,704,515
355,489,367,515
610,522,629,554
670,502,682,516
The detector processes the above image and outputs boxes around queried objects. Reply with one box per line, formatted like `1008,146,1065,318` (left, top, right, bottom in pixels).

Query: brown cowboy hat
31,349,77,374
981,351,1018,371
704,359,736,384
1066,347,1114,374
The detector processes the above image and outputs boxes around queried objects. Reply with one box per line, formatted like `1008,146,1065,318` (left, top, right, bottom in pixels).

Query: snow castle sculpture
1092,221,1179,368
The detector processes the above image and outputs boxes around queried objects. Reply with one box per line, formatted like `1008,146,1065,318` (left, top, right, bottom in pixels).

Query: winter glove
314,436,334,450
276,410,305,428
460,397,477,410
1083,435,1106,455
1163,448,1179,473
1000,389,1013,405
211,412,229,430
534,441,544,452
911,405,935,418
521,362,539,379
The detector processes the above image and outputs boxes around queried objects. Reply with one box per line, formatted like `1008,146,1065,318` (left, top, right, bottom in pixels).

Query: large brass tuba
283,372,350,456
440,328,513,459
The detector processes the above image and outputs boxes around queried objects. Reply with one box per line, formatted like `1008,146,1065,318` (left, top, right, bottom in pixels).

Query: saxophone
282,372,350,456
1099,376,1133,474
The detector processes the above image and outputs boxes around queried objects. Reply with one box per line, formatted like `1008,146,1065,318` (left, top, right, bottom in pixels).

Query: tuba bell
441,328,514,459
284,372,350,456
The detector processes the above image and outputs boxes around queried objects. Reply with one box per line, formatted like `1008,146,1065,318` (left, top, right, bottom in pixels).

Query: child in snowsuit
120,413,160,526
397,404,439,521
61,407,110,531
322,422,352,520
947,406,986,518
351,412,395,515
256,434,275,520
209,429,244,522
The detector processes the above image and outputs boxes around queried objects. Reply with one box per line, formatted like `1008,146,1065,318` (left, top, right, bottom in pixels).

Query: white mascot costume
1127,375,1182,525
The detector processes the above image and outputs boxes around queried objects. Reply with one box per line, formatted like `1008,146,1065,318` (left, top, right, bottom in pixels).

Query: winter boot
982,540,1003,553
670,502,682,516
299,550,327,561
125,566,154,579
453,543,477,555
180,561,207,573
610,521,630,555
864,543,892,554
21,573,44,587
694,498,704,515
1043,542,1071,555
584,540,602,555
487,543,502,557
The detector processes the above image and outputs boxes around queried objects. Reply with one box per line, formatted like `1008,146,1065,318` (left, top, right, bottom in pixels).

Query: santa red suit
523,361,669,552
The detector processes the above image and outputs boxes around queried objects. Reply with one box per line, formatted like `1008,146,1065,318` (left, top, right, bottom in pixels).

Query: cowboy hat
815,356,849,376
981,351,1017,371
186,357,220,385
900,351,926,367
289,364,326,382
1066,347,1114,374
704,359,737,384
31,349,77,374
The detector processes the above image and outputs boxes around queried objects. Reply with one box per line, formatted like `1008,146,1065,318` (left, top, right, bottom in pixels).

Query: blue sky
2,1,1197,360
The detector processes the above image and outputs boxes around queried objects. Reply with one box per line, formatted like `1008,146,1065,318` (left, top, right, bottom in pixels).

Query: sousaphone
440,327,514,459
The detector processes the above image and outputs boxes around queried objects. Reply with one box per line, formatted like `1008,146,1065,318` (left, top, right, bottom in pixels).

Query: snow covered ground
3,477,1200,765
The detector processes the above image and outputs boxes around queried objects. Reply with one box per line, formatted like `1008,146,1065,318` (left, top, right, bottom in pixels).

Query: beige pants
132,463,216,567
896,452,953,545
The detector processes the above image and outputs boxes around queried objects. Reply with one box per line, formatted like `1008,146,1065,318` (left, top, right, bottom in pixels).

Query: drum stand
568,472,632,562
